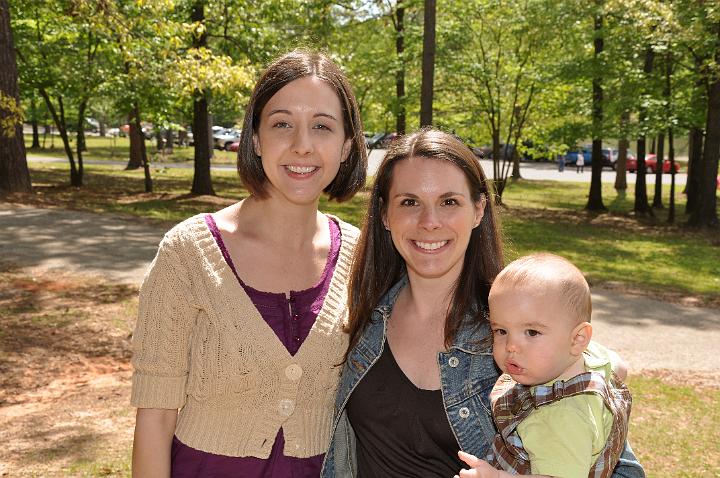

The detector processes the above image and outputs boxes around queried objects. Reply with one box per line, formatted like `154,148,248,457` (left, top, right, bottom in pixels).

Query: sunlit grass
627,375,720,477
14,162,720,302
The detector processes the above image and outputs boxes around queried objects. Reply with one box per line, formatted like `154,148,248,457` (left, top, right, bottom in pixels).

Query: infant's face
488,286,581,386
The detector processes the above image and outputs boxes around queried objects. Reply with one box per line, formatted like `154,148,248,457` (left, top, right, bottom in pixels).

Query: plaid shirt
488,371,632,478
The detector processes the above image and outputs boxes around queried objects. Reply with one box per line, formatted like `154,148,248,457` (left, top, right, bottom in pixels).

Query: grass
627,375,720,477
25,134,238,164
11,161,719,305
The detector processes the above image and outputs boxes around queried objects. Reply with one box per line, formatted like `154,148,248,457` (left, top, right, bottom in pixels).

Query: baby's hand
454,450,499,478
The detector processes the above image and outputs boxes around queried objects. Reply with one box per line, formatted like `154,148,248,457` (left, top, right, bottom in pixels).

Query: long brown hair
345,128,504,356
237,49,367,201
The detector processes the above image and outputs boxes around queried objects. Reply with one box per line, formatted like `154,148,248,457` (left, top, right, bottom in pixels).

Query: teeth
414,240,448,251
286,165,317,174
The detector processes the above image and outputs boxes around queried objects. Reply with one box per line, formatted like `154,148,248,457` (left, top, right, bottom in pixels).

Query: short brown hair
345,128,504,357
491,253,592,323
237,50,367,201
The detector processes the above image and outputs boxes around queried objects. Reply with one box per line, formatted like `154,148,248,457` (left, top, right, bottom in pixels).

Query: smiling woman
129,50,367,478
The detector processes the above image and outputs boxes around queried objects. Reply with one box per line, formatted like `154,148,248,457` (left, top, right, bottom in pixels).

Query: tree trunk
191,1,214,195
0,0,31,193
39,89,80,186
30,95,40,149
652,132,664,208
688,23,720,228
685,127,704,213
667,127,676,223
614,112,630,193
130,104,152,192
165,129,174,153
395,4,406,135
634,45,654,215
587,5,606,211
126,111,143,170
76,99,88,187
419,0,436,127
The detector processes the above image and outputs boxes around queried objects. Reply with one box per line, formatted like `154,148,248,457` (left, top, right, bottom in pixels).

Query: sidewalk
1,202,718,376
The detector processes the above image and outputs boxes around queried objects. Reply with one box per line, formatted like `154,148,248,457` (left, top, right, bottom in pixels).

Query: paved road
1,203,718,376
28,152,688,185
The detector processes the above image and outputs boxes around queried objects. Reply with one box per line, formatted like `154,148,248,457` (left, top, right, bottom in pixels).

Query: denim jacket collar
369,275,492,355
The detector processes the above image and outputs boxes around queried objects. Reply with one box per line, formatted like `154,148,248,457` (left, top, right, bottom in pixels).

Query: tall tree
587,0,606,211
688,20,720,228
190,1,214,196
419,0,435,126
394,2,407,134
0,0,31,193
634,44,654,215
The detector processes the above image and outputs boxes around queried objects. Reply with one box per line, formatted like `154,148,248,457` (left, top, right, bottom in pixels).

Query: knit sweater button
285,364,303,381
279,399,295,416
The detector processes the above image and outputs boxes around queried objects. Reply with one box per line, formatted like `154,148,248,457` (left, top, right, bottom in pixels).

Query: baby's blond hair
491,253,591,323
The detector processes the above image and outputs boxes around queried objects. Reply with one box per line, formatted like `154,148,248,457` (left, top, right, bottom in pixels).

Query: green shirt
516,342,615,477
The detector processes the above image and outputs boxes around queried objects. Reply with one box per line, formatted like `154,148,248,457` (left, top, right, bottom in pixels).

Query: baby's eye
400,198,418,207
525,329,540,337
492,329,507,336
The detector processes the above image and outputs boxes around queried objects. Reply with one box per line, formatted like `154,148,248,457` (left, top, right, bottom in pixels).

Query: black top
346,342,464,477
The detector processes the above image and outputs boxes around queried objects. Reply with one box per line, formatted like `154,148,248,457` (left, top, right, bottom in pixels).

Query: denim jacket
320,277,645,478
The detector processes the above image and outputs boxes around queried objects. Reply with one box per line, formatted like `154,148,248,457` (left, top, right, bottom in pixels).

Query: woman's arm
132,408,178,478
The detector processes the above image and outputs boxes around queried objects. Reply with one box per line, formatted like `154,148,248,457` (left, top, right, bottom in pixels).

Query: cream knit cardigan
131,214,359,458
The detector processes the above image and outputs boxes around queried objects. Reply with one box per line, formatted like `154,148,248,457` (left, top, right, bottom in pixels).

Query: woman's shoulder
162,214,208,244
326,213,360,242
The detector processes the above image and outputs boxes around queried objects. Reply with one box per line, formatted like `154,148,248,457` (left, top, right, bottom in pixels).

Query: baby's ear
570,322,592,355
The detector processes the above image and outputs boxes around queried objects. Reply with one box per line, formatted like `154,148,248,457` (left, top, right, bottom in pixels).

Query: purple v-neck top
169,214,342,478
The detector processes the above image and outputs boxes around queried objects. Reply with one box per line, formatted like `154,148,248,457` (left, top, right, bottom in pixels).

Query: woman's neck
236,196,324,250
401,273,458,326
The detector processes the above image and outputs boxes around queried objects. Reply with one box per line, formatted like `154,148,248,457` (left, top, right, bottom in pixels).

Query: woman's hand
454,450,500,478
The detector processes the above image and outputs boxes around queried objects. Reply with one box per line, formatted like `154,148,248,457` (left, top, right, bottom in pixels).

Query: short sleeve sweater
130,213,359,458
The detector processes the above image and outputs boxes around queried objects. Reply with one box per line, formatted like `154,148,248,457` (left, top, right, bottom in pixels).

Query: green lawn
628,375,720,477
24,134,238,164
12,161,720,304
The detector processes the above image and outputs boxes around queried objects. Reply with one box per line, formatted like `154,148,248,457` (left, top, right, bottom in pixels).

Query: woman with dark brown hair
130,50,367,478
320,128,644,478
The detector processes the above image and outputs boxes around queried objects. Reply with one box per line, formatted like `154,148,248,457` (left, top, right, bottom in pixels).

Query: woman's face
253,76,351,206
383,156,485,286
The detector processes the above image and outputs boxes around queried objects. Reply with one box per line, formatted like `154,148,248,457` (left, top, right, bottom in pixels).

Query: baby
457,253,632,478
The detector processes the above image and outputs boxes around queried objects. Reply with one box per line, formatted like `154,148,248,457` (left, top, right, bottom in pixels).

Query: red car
227,141,240,152
626,154,680,173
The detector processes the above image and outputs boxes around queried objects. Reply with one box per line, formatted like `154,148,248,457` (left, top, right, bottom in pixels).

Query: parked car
565,147,617,170
626,153,679,173
227,141,240,152
473,144,515,161
366,132,397,149
106,127,121,137
213,128,242,150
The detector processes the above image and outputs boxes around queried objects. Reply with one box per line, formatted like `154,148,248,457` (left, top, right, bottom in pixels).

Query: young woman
320,128,644,478
130,50,367,478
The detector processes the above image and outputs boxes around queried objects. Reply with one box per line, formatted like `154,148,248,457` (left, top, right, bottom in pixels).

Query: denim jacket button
448,356,460,368
458,407,470,418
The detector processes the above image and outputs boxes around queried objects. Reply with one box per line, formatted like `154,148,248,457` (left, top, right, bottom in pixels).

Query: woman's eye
273,121,291,129
399,198,417,207
314,123,332,131
442,198,459,206
526,329,540,337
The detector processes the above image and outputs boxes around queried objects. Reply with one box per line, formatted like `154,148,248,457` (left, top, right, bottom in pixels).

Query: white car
213,128,242,150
